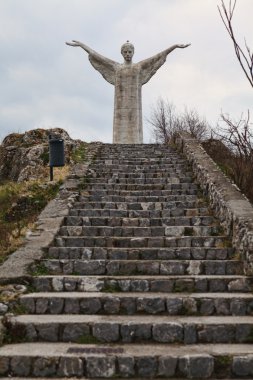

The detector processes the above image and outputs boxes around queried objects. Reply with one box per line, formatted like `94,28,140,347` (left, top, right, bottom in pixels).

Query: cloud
0,0,252,143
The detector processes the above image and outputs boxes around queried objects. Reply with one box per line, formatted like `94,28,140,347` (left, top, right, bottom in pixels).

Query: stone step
91,163,190,170
54,235,230,248
19,292,253,316
90,172,191,179
88,177,193,185
7,315,253,345
0,378,246,380
90,168,190,175
82,188,198,196
93,159,188,165
0,342,253,378
84,183,198,190
48,246,233,261
91,162,190,169
69,207,210,218
58,225,222,238
78,196,199,204
40,259,242,276
70,201,204,211
64,215,215,228
32,275,251,293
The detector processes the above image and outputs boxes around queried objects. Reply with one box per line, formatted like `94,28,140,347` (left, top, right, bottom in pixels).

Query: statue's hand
177,43,191,48
65,40,82,47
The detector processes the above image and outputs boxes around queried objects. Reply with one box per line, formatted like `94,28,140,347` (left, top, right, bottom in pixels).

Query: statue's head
121,41,134,63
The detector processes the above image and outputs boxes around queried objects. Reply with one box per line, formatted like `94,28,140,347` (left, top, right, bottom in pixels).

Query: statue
66,40,190,144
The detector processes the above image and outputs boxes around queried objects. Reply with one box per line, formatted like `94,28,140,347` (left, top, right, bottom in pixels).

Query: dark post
48,134,65,181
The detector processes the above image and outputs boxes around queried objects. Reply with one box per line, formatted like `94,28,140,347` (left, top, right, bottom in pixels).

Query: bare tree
180,108,210,141
218,0,253,88
147,98,210,144
147,98,181,144
214,111,253,200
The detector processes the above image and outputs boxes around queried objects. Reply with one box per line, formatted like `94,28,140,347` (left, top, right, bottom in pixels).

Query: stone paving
1,144,253,378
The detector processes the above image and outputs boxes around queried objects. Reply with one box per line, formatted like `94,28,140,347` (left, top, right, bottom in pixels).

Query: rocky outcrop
0,128,83,182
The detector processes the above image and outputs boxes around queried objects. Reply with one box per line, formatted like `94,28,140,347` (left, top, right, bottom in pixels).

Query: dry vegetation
148,99,253,204
0,167,68,263
0,140,89,263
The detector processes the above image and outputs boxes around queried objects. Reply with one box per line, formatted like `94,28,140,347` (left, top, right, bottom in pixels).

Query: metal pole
50,166,53,181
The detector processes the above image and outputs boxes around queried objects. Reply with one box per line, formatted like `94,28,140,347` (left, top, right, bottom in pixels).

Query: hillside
0,128,88,262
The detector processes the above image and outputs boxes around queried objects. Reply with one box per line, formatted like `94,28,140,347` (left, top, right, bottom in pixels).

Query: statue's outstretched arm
140,43,191,85
164,43,191,55
65,40,95,55
65,40,118,85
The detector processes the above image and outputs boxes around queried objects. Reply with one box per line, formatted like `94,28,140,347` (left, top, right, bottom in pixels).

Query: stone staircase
1,143,253,379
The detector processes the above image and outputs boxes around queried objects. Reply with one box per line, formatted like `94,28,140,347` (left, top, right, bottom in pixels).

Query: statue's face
121,47,134,62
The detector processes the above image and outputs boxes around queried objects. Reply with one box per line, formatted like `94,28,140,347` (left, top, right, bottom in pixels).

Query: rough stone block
136,356,157,378
20,297,35,313
179,354,214,378
80,298,102,314
92,323,119,342
64,278,77,291
158,356,177,377
120,298,136,314
214,298,230,315
166,298,183,315
200,299,215,315
232,355,253,376
103,297,120,314
153,322,183,343
136,298,165,314
37,323,59,342
0,357,9,375
57,357,83,377
230,299,247,315
150,280,173,292
184,324,197,344
36,298,48,314
86,356,116,378
64,298,80,314
33,357,57,377
121,323,152,342
118,356,135,377
49,298,64,314
52,277,64,291
62,323,89,342
130,280,149,292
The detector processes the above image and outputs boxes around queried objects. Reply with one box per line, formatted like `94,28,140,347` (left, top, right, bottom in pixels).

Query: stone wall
175,132,253,275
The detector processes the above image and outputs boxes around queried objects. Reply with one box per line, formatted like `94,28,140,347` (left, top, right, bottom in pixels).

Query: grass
8,302,28,315
78,175,91,190
215,355,232,375
72,142,88,163
0,178,63,263
77,334,100,344
216,239,232,249
29,263,50,276
102,282,121,293
2,318,26,344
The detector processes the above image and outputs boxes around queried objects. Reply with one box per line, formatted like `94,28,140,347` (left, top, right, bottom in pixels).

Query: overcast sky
0,0,252,143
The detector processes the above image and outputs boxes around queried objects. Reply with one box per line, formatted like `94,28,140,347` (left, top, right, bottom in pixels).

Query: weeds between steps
29,263,50,276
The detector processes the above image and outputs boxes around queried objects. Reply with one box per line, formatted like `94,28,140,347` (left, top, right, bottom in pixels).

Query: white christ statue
66,40,190,144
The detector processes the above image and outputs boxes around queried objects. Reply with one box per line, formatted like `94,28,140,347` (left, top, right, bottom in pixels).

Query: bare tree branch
213,110,253,194
218,0,253,87
147,98,210,144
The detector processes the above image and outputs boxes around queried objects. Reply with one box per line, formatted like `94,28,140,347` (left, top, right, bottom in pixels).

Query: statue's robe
88,50,168,144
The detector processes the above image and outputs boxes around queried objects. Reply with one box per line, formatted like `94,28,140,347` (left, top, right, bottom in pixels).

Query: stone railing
175,132,253,275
